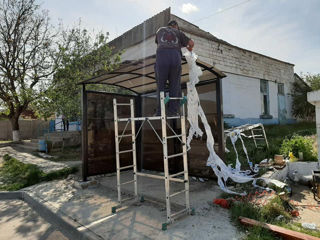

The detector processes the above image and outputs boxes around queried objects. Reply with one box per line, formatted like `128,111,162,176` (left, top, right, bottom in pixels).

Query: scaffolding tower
112,91,192,229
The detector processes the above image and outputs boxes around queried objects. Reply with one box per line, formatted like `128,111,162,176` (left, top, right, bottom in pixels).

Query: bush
280,135,317,161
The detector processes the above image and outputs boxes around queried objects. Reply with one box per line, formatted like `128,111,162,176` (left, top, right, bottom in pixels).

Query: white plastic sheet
185,51,262,195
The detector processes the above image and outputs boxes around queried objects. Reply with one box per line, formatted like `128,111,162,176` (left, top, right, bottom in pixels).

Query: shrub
280,135,317,161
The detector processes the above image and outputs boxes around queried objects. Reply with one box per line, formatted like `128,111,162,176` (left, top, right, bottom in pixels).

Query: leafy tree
33,24,124,122
305,73,320,91
0,0,60,140
291,75,314,119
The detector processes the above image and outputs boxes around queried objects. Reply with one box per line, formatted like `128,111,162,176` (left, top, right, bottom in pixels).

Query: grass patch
0,154,77,191
225,122,316,170
229,195,320,239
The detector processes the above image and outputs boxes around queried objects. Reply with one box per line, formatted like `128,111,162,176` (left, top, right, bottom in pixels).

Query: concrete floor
23,171,241,240
291,184,320,228
0,200,69,240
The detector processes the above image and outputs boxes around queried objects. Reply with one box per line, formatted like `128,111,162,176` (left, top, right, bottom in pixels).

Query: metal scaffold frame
113,91,192,229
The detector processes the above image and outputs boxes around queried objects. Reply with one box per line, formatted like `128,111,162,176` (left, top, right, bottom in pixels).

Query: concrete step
14,143,38,151
22,140,38,148
44,131,80,138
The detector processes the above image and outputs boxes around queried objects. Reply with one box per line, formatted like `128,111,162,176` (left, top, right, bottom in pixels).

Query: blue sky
41,0,320,74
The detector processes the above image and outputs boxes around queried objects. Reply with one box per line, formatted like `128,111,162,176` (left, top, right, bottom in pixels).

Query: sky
40,0,320,74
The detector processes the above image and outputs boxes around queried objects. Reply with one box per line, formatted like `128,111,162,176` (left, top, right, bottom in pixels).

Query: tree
304,73,320,91
291,78,314,119
33,24,124,122
0,0,59,140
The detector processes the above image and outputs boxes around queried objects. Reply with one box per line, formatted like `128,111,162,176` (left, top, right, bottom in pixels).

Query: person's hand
187,39,194,51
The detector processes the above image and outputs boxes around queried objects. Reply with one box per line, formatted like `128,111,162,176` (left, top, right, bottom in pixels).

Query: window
278,83,284,95
260,80,270,115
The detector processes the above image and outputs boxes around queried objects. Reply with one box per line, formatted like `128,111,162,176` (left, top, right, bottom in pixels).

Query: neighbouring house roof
108,8,294,66
80,54,225,94
294,73,310,89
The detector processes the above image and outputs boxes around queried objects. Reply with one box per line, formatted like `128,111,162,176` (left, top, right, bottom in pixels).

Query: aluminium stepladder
113,91,193,230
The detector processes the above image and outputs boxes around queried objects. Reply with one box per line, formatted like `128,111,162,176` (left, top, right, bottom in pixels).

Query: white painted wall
119,33,295,121
222,73,261,118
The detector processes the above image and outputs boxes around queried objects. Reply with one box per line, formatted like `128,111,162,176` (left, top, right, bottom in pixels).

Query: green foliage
245,226,280,240
0,154,77,191
230,196,290,240
280,135,317,161
277,222,320,238
225,122,316,169
229,194,320,239
292,79,314,119
0,0,61,133
33,23,126,120
260,197,291,222
304,73,320,91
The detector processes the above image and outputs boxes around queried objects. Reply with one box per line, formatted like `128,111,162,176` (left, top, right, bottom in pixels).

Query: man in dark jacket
155,20,194,116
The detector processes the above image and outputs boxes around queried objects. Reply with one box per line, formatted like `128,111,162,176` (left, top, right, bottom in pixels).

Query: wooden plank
239,217,320,240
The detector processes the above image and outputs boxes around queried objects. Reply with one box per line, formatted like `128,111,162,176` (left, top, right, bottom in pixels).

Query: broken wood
239,216,320,240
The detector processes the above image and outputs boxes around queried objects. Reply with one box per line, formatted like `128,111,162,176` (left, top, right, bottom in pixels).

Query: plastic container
38,140,47,153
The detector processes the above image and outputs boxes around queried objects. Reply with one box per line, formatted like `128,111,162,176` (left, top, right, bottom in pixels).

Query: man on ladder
155,20,194,116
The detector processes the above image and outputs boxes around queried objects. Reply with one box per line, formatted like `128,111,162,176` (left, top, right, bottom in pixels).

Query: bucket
38,140,47,152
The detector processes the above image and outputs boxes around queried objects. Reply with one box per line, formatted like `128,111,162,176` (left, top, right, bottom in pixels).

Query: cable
193,0,254,23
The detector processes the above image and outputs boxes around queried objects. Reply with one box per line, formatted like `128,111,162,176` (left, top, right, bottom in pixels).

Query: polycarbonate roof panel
80,54,225,94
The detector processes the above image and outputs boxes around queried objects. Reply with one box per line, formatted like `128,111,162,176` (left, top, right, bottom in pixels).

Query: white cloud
181,3,199,14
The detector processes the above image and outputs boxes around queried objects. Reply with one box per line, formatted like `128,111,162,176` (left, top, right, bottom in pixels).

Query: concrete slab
290,185,320,229
23,173,242,239
0,199,69,240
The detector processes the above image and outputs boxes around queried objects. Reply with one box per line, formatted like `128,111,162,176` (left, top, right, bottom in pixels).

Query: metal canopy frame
80,54,226,181
80,54,225,95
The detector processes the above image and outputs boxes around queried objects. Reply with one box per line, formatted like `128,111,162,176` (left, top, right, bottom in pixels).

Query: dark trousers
62,119,69,131
155,49,182,115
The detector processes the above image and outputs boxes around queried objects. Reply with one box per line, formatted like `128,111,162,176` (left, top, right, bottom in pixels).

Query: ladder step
118,116,181,122
170,171,185,178
168,97,185,100
169,189,187,198
116,103,131,106
119,180,136,186
168,152,186,159
119,165,134,170
118,134,133,138
170,208,189,218
119,149,134,154
255,138,266,140
166,134,184,139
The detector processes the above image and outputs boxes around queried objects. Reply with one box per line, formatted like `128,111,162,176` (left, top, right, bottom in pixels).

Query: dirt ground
22,171,242,240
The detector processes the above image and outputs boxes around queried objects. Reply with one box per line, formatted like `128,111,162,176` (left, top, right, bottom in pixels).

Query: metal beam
81,84,88,181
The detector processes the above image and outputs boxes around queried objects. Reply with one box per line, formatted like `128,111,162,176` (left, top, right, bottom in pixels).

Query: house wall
118,23,295,126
